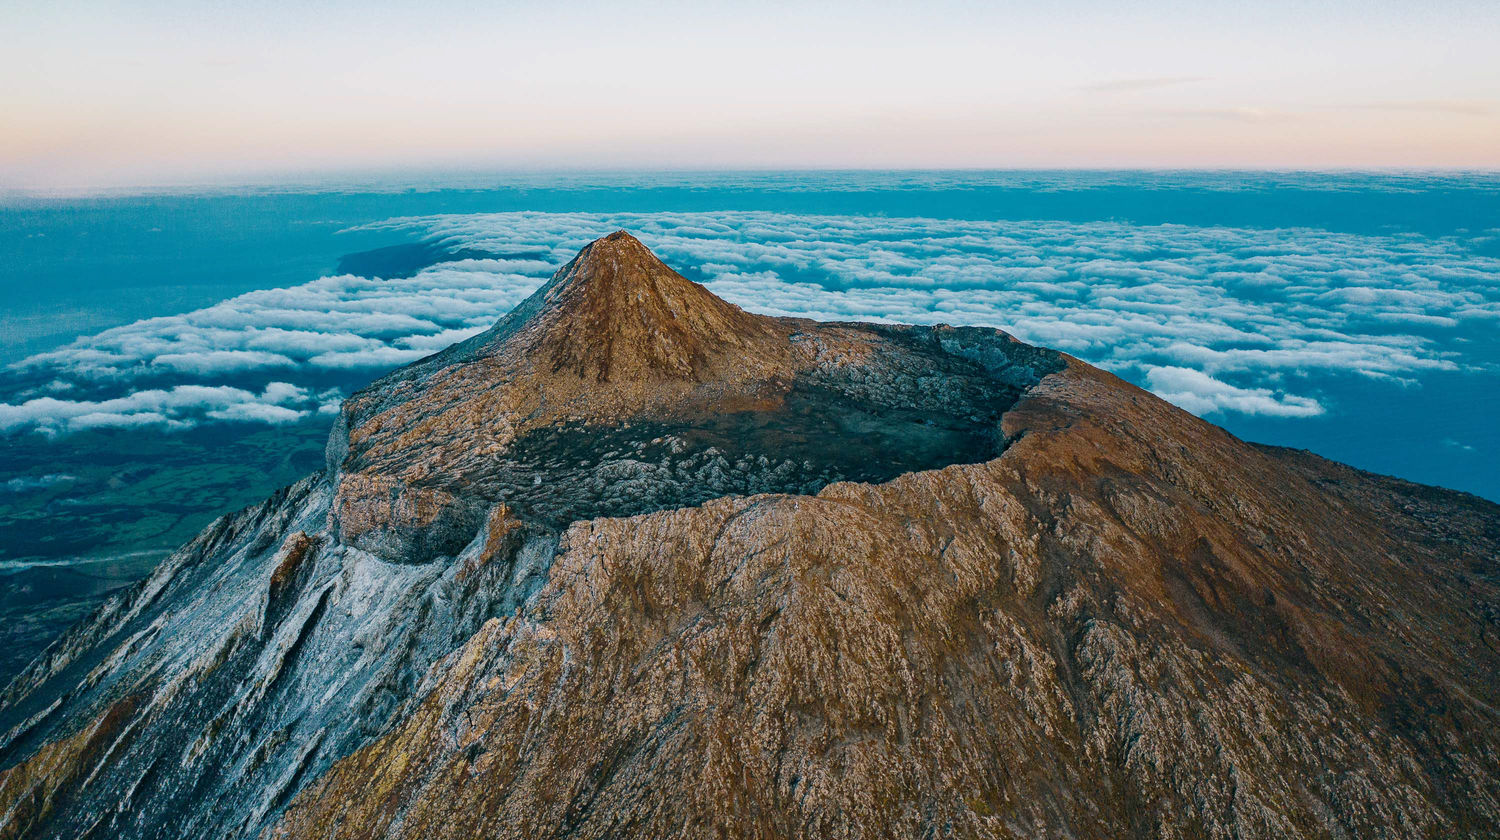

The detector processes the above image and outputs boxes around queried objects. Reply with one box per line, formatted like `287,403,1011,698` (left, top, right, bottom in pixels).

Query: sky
3,0,1499,187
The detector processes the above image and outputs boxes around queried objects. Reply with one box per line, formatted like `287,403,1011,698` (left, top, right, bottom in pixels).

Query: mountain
2,232,1498,839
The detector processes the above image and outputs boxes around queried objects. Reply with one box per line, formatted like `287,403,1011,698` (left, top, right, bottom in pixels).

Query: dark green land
0,419,331,684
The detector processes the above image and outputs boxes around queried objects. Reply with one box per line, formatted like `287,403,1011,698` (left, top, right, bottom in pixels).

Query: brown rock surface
273,357,1500,840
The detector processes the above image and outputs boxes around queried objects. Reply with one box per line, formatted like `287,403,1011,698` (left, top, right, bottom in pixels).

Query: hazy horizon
5,165,1500,199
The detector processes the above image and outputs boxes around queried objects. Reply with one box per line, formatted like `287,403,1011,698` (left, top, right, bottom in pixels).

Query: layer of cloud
0,383,322,435
1145,366,1324,417
3,210,1497,432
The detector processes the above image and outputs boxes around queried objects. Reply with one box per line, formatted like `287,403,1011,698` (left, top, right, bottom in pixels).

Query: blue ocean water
2,170,1498,502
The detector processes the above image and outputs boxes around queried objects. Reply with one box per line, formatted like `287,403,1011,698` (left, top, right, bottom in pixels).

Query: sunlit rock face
3,232,1498,840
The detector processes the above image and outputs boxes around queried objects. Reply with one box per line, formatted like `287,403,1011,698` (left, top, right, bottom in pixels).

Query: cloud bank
0,383,330,436
1144,367,1324,418
4,210,1497,432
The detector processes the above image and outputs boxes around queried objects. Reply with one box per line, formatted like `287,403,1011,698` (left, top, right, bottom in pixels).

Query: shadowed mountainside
2,232,1497,840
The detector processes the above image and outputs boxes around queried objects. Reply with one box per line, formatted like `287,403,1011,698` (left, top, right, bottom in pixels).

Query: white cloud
4,209,1497,434
1145,366,1325,417
207,403,307,424
153,350,297,375
306,347,432,369
0,383,320,435
263,382,311,404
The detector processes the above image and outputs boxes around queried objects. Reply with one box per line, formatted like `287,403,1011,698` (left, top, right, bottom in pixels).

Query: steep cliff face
3,233,1498,840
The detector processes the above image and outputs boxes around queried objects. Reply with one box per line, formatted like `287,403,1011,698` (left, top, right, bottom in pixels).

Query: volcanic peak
508,230,778,383
329,231,1060,556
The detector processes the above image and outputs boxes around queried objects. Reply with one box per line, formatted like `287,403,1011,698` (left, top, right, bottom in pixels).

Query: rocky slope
2,232,1497,840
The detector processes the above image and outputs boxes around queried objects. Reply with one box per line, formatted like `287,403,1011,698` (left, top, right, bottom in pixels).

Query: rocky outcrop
2,232,1497,840
271,361,1500,839
0,471,555,840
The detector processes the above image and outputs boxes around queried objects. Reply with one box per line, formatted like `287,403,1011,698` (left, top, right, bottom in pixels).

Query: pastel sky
3,0,1498,186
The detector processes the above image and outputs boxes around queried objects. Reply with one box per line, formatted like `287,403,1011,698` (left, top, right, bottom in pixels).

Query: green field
0,419,331,682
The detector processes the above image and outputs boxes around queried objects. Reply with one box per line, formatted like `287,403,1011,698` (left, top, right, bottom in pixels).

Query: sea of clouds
3,210,1497,435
